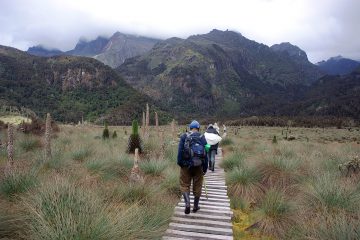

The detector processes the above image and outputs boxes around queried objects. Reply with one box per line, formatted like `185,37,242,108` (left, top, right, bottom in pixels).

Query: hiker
222,124,227,138
204,124,222,171
177,120,208,214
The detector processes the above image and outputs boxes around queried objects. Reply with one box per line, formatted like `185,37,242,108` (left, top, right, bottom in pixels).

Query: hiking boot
183,192,191,214
193,196,200,213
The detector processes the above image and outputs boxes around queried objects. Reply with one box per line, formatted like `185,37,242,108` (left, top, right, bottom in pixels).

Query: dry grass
223,126,360,239
0,124,179,239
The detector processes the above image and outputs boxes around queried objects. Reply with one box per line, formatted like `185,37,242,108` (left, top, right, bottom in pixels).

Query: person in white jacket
204,124,222,171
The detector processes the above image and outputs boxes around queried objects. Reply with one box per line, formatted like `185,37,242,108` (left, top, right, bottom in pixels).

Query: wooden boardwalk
163,148,233,240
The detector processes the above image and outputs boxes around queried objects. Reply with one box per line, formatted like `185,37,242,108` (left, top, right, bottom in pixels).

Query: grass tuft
303,173,360,214
227,167,263,202
221,138,234,146
140,160,168,176
71,146,93,162
19,136,41,152
255,189,295,238
221,151,246,171
0,172,37,199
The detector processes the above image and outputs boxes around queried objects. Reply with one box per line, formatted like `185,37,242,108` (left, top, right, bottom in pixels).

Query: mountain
0,45,168,124
317,56,360,75
280,66,360,119
27,32,160,68
117,29,323,118
67,36,109,57
93,32,160,68
27,45,64,57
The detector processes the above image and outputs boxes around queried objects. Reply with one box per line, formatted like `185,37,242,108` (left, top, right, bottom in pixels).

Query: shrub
0,172,37,199
102,122,109,139
112,131,117,138
127,120,142,153
226,167,263,202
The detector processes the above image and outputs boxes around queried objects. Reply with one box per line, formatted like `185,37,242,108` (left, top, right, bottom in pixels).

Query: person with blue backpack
177,120,208,214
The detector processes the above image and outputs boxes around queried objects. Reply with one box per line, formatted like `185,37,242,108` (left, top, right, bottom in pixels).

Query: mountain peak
317,55,360,75
27,45,63,57
271,42,308,62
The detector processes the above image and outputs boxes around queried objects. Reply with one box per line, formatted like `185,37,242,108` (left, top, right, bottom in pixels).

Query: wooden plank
174,207,232,216
165,229,233,240
178,202,231,211
180,199,230,207
173,211,231,221
169,223,233,236
171,217,233,228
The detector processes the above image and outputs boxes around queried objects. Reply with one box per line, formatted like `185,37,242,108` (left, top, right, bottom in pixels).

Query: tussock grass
140,160,168,176
161,169,180,195
18,136,41,152
226,167,263,202
221,137,234,146
113,183,152,204
86,156,132,180
71,146,93,162
257,156,303,189
255,189,295,238
304,213,360,240
221,151,246,171
43,148,68,171
21,178,173,240
303,173,360,214
0,209,27,238
0,172,37,199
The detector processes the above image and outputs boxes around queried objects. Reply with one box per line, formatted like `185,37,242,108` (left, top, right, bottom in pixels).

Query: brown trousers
180,166,203,197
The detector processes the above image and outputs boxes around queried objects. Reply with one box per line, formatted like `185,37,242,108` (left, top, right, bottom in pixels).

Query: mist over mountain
3,29,359,122
317,56,360,75
27,32,160,68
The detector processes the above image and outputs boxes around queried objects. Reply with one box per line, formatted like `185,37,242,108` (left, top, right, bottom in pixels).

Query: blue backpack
182,132,206,166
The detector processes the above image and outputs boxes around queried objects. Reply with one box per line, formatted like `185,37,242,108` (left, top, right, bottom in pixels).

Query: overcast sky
0,0,359,63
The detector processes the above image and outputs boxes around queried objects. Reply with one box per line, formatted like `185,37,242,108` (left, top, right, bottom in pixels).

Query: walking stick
203,177,208,199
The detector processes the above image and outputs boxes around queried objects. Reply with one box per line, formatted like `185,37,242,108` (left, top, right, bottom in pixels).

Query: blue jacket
177,131,208,173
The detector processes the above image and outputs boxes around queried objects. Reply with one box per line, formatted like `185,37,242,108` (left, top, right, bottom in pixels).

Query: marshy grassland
221,126,360,239
0,124,359,239
0,124,180,239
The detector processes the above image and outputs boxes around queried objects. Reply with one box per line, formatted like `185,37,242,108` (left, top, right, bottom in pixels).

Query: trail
163,148,233,240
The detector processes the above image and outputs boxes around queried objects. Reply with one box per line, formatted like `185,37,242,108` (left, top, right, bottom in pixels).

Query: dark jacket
205,126,220,151
177,131,208,173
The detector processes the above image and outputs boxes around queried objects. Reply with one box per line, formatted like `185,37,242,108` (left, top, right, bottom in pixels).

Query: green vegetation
0,124,178,239
223,126,360,239
140,160,168,176
19,136,41,152
0,172,37,199
102,122,109,139
127,120,142,153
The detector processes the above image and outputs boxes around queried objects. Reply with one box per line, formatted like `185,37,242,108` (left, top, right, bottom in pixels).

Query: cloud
0,0,359,62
